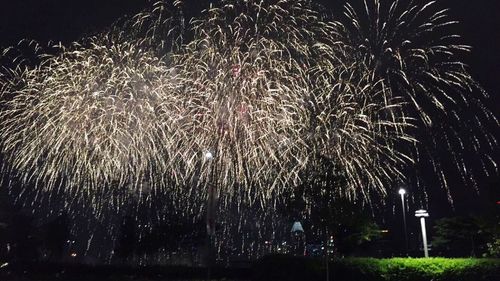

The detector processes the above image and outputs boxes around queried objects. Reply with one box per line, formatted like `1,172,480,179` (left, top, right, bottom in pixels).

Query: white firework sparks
0,0,496,219
0,35,178,196
338,0,498,199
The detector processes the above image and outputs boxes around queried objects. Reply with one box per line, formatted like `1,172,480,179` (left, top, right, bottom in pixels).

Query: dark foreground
1,256,499,281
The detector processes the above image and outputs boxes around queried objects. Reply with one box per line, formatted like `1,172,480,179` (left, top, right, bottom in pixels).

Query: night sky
0,0,499,257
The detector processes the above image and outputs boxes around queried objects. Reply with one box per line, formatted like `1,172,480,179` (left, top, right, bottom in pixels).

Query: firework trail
111,0,186,55
338,0,498,200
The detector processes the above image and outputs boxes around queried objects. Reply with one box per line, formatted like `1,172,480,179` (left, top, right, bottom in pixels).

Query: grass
255,255,500,281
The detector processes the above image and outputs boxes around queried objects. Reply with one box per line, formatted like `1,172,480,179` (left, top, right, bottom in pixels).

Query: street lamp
205,150,216,237
398,188,408,255
205,151,214,161
205,150,216,279
415,209,429,258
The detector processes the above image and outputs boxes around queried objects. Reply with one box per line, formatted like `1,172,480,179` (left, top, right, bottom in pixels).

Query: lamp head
415,209,429,217
205,151,214,160
398,188,406,195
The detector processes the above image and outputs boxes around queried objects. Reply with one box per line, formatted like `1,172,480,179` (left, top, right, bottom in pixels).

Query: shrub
485,238,500,258
254,256,500,281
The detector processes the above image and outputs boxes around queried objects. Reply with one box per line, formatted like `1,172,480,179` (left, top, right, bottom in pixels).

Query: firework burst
0,35,178,197
0,0,496,220
167,0,322,204
0,0,497,262
337,0,498,198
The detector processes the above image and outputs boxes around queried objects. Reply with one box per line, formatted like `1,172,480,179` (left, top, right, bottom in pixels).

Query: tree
484,237,500,258
433,215,498,257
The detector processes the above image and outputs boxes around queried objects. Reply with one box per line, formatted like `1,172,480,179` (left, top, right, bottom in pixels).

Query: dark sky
0,0,498,226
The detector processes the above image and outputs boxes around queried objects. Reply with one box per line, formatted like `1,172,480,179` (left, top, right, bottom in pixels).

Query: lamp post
205,150,215,238
415,209,429,258
205,150,216,279
398,188,408,255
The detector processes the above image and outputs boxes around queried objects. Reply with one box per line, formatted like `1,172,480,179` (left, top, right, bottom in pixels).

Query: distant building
290,221,305,256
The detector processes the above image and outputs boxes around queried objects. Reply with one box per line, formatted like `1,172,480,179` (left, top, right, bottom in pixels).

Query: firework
167,0,320,203
111,0,186,55
337,0,497,198
0,0,496,263
168,0,413,203
0,0,496,221
0,35,179,197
